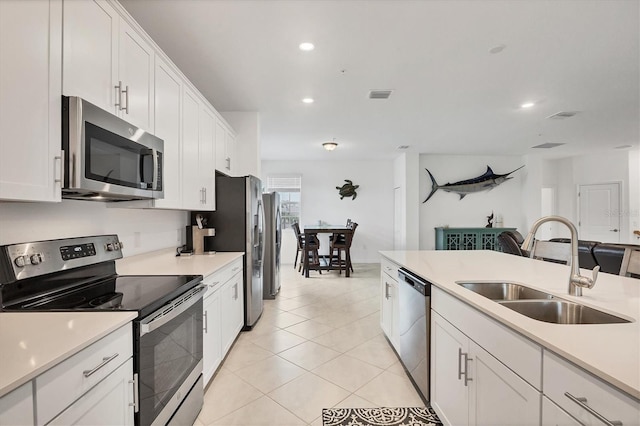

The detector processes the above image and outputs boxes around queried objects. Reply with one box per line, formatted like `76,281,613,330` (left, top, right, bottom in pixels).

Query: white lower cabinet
430,287,541,426
221,271,244,356
203,283,222,385
0,323,134,426
202,258,244,387
542,350,640,426
542,396,583,426
48,358,134,426
0,382,33,426
380,257,400,353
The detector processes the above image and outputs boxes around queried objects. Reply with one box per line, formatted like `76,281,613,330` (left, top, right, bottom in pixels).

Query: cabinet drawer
543,351,640,426
36,324,133,425
432,287,542,390
381,257,399,281
203,258,243,291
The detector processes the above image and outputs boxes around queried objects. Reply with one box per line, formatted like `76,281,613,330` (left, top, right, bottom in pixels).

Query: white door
578,183,621,243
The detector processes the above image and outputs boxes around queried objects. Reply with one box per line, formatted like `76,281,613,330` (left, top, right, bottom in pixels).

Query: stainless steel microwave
62,96,164,201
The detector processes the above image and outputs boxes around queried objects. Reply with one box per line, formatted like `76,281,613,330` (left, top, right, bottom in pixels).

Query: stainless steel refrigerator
262,192,281,299
193,174,264,329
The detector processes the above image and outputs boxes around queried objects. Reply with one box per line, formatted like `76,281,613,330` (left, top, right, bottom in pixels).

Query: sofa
497,232,639,277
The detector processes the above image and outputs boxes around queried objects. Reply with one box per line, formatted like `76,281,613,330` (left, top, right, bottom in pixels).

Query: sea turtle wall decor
336,180,359,200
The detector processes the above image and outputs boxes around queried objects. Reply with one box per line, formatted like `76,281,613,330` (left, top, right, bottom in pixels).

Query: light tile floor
196,263,424,426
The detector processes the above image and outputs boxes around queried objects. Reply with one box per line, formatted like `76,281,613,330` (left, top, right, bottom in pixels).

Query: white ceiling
120,0,639,161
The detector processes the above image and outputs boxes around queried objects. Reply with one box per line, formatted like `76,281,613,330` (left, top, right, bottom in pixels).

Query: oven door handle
140,284,205,337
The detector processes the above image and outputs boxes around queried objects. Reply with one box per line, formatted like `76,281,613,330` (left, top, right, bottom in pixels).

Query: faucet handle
572,265,600,290
590,265,600,288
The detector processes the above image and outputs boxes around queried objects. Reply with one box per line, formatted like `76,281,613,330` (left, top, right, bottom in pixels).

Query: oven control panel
2,235,123,282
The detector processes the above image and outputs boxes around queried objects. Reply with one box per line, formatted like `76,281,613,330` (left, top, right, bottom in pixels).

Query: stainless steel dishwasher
398,267,431,402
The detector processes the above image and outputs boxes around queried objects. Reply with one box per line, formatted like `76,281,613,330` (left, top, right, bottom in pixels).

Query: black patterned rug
322,406,443,426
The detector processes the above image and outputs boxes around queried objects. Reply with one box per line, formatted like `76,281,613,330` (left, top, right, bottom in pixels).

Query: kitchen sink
457,281,631,324
457,282,554,301
498,300,631,324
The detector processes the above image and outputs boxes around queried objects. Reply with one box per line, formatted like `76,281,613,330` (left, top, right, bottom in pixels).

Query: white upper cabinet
63,0,154,132
181,87,201,210
117,18,154,131
215,121,236,176
152,55,182,209
199,105,216,210
0,0,63,202
62,0,117,115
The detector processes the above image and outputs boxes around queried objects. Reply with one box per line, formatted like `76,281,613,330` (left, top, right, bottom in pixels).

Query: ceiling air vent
369,90,392,99
546,111,579,120
397,145,410,150
531,143,566,149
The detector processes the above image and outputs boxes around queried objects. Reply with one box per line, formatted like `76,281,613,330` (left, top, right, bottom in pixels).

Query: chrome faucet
521,215,599,296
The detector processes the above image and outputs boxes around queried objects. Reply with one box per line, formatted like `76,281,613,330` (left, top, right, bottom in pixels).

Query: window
265,175,301,229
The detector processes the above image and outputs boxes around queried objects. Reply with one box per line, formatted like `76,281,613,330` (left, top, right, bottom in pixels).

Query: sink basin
498,300,631,324
457,282,554,301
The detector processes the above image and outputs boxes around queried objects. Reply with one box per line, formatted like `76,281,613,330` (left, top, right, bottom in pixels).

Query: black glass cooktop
3,274,202,318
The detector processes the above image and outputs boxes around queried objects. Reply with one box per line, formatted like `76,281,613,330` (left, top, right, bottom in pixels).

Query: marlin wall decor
423,165,524,203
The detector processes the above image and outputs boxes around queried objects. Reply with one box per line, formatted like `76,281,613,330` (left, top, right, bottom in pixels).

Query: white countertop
380,250,640,400
116,248,244,277
0,311,136,397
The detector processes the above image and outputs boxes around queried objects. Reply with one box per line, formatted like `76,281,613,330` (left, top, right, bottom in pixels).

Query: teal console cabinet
435,227,517,251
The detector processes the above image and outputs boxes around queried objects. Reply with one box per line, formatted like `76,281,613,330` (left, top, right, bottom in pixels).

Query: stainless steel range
0,235,204,426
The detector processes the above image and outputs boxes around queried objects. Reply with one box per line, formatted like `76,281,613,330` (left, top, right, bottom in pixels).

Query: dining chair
292,222,321,275
529,239,571,264
619,247,640,278
329,222,358,274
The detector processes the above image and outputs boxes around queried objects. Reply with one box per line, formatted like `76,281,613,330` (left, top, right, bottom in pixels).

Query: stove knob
106,243,114,251
14,256,25,267
30,254,42,265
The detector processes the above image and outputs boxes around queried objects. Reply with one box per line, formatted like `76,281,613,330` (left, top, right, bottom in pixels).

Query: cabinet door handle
385,282,390,299
129,373,139,412
54,150,64,184
115,81,123,109
457,348,472,386
234,283,238,300
203,310,208,333
232,267,240,272
226,157,231,170
564,392,623,426
83,353,119,377
122,85,129,114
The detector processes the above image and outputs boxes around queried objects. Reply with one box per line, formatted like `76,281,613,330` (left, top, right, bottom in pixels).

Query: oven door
135,285,204,426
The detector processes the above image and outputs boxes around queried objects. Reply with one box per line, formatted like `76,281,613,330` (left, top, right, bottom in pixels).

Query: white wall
393,153,420,250
221,111,261,178
419,155,527,249
629,149,640,243
0,200,188,256
553,150,637,243
262,159,394,263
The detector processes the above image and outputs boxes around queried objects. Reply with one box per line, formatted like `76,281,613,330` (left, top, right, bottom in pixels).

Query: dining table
302,224,353,278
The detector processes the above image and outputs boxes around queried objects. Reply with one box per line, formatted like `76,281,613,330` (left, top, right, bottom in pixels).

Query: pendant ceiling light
323,138,338,151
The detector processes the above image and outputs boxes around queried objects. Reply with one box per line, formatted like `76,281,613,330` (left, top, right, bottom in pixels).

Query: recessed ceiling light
299,42,314,51
521,102,535,109
302,98,314,104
